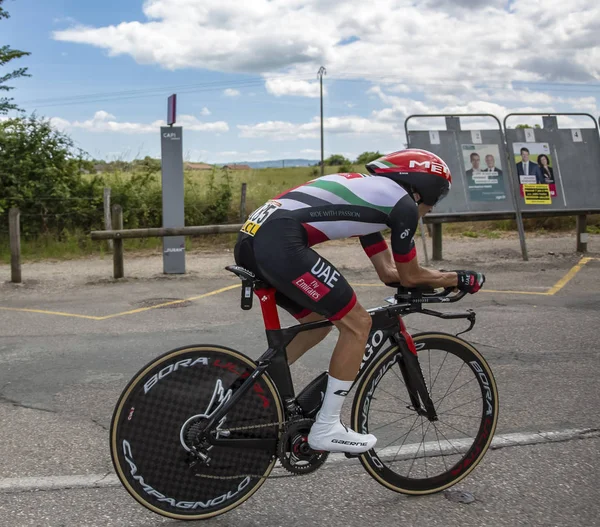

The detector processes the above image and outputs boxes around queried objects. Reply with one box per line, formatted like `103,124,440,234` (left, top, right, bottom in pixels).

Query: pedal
344,453,360,459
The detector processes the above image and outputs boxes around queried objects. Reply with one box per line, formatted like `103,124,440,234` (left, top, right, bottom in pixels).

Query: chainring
277,418,329,475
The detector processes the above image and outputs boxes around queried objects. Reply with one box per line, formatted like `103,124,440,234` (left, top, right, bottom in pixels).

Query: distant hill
217,159,319,169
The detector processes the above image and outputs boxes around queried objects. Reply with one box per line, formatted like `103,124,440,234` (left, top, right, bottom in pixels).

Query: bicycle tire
110,344,284,521
351,332,498,494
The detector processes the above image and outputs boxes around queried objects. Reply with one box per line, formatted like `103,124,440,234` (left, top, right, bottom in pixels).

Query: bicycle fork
393,320,438,422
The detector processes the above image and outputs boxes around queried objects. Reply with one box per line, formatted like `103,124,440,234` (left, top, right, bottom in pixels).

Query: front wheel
110,344,284,521
351,333,499,494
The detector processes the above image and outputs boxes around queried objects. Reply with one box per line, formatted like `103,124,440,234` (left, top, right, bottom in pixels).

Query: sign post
160,94,186,274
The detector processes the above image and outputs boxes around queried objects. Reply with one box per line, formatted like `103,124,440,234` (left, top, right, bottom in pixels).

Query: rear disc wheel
110,345,283,520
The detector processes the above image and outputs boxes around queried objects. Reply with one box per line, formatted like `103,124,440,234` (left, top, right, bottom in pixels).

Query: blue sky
3,0,600,163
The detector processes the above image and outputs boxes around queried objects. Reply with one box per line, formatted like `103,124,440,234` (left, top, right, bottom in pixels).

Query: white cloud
238,115,397,140
265,77,322,98
224,89,240,97
366,83,600,132
200,107,211,116
50,110,229,134
52,0,600,89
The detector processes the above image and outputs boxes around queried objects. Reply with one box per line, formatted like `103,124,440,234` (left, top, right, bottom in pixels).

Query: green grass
4,165,600,262
186,164,362,216
0,230,106,263
587,224,600,234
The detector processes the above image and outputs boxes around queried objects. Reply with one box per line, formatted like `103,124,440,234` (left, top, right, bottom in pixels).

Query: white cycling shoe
307,419,377,455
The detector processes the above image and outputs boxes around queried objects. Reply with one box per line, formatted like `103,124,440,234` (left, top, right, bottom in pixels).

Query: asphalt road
0,253,599,526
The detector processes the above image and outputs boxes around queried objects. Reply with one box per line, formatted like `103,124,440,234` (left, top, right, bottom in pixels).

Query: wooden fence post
432,223,443,261
103,187,113,251
576,214,588,253
9,208,21,284
239,183,247,222
112,204,124,279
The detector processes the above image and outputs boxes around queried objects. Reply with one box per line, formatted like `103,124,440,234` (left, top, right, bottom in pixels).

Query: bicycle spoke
429,351,449,392
381,413,420,452
434,418,476,440
433,376,477,407
436,412,481,420
432,423,465,458
433,361,466,414
376,385,412,408
434,424,449,473
369,413,417,432
407,418,432,479
368,407,414,417
437,395,482,415
390,362,407,388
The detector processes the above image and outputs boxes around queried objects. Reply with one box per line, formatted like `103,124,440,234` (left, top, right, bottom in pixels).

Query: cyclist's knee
334,302,371,341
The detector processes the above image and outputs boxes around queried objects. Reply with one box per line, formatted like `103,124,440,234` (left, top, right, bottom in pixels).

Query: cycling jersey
234,173,420,321
240,173,418,262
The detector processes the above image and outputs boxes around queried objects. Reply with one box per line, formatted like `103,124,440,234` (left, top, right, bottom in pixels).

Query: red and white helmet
366,149,452,206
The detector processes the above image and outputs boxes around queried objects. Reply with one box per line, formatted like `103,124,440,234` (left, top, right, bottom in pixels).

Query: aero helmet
366,149,452,206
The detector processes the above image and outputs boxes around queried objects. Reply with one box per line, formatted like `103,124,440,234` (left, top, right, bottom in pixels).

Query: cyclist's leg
251,219,376,454
273,294,331,364
234,230,331,364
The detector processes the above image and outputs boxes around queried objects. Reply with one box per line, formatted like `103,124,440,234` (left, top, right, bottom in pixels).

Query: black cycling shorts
234,218,357,321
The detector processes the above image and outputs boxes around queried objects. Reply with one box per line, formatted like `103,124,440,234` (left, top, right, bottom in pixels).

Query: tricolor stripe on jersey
271,173,409,245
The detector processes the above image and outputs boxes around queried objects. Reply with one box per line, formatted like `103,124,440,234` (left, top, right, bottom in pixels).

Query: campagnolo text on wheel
110,149,499,520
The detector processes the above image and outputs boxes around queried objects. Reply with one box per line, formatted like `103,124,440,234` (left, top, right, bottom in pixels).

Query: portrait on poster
513,142,558,198
461,144,506,202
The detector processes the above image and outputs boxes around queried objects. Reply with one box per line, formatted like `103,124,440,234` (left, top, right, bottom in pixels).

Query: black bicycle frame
202,299,462,450
200,267,475,451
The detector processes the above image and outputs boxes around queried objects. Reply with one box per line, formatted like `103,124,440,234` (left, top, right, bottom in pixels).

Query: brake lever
455,310,476,337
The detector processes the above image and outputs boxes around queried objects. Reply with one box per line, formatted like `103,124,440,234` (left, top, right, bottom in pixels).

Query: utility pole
318,66,326,176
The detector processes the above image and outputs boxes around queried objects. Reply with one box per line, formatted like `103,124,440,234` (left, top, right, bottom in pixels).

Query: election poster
513,142,558,200
461,144,507,202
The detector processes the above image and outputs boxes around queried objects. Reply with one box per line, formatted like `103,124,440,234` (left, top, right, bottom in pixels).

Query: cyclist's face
418,202,433,217
413,193,432,217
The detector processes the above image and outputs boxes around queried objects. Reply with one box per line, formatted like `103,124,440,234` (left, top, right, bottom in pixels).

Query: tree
0,115,101,235
0,0,31,115
355,151,382,165
515,124,541,129
325,154,351,166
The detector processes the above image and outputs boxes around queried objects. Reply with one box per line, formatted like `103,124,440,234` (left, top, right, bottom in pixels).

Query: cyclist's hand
455,270,485,293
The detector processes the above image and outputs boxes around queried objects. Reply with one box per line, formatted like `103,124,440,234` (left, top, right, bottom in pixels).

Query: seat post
254,287,281,330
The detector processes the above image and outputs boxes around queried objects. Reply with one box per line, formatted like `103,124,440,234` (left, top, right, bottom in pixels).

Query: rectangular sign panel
160,126,185,274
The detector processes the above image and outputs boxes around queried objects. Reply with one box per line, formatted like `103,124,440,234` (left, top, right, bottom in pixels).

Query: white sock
316,375,353,425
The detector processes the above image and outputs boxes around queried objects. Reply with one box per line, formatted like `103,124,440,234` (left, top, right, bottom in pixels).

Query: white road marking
0,428,597,493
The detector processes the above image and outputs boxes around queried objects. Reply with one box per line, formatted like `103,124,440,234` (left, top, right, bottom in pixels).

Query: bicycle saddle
226,265,272,310
226,265,256,282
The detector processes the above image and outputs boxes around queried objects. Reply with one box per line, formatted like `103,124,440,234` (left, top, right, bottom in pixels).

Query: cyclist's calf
330,303,372,381
286,312,333,364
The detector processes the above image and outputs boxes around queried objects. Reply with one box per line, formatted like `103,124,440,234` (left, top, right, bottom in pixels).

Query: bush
355,151,382,164
0,114,104,236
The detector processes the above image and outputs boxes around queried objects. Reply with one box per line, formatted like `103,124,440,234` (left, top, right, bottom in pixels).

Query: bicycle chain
192,420,290,481
219,420,284,433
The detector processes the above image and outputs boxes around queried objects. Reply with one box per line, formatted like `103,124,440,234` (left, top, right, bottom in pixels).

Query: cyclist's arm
359,233,398,284
389,196,458,289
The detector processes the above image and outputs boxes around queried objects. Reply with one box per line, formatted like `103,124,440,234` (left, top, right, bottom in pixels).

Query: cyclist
234,149,485,455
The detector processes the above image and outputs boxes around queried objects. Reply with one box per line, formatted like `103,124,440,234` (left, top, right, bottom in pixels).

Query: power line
19,74,319,109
